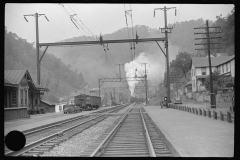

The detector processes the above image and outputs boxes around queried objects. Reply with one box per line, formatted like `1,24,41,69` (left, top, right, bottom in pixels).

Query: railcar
74,94,101,110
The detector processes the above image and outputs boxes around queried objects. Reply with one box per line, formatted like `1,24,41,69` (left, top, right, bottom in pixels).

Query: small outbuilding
40,100,55,113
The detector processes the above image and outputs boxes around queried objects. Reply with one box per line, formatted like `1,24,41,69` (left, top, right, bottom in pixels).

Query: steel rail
90,106,133,157
5,104,130,156
5,115,106,156
140,110,156,157
23,104,127,136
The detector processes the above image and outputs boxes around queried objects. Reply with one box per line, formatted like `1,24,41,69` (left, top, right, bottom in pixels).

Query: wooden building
4,70,48,121
40,100,55,113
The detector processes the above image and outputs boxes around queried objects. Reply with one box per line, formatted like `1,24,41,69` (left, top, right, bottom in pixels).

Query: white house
55,102,67,112
191,54,234,98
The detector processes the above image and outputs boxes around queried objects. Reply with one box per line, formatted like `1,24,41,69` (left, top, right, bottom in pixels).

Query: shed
184,81,192,94
40,100,55,113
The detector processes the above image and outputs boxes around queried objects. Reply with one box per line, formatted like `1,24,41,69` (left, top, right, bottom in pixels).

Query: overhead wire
5,9,56,43
59,4,119,77
124,4,134,61
129,4,136,60
65,4,119,74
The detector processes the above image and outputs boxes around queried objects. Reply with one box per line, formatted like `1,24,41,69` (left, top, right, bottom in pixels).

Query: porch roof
184,81,192,87
196,75,209,79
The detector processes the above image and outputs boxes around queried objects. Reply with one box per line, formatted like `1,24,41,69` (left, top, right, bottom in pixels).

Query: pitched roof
41,100,56,106
4,70,48,91
4,70,27,85
192,55,234,68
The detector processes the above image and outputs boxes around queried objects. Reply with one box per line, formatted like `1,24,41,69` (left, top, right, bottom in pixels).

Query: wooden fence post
227,112,232,123
203,110,206,116
220,111,224,121
196,108,198,115
199,109,202,115
213,110,217,120
192,108,195,114
208,110,211,118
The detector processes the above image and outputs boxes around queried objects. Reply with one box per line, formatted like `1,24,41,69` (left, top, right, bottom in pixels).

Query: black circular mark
5,130,26,151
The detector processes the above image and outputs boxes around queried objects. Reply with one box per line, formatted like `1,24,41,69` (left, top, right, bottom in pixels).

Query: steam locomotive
130,96,144,103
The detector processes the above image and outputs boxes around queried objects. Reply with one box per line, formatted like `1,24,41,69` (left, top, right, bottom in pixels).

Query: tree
205,70,224,93
171,52,192,78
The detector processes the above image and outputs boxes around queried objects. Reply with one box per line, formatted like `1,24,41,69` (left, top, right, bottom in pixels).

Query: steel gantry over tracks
37,37,166,86
98,76,147,104
37,37,166,102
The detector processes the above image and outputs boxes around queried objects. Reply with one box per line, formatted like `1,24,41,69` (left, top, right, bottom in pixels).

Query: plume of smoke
124,52,166,97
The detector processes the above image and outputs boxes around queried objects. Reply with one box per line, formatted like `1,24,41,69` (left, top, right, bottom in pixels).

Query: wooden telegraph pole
154,6,176,105
194,20,222,108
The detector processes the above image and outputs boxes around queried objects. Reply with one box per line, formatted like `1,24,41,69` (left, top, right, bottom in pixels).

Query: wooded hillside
5,27,86,103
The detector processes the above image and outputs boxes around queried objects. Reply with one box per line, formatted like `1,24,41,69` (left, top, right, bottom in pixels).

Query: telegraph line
194,20,222,109
124,4,134,61
59,4,119,77
64,6,118,74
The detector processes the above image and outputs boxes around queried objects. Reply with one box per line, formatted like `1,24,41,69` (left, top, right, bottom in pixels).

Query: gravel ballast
41,116,120,157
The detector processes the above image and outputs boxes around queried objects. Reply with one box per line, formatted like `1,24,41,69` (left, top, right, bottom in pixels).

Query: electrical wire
124,4,134,61
59,4,119,77
6,9,56,42
65,5,119,75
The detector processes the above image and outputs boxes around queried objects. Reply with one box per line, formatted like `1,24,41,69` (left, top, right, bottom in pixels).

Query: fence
169,104,234,123
195,92,233,103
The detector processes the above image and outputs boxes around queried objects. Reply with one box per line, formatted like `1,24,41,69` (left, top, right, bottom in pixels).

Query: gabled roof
4,70,48,91
192,55,234,68
41,100,55,106
4,70,29,85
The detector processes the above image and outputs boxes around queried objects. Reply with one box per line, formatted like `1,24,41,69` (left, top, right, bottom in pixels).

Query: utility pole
141,63,150,106
113,87,116,102
98,79,101,97
24,13,49,85
194,20,221,109
154,6,176,105
116,64,124,81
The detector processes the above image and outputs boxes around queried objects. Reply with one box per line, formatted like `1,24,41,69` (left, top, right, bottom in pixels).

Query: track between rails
85,104,173,157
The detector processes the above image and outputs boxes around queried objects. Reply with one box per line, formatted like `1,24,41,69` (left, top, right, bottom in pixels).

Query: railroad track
21,104,129,137
83,104,173,157
5,104,130,156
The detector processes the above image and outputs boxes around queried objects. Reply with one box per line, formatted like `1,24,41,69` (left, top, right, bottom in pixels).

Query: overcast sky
5,3,234,44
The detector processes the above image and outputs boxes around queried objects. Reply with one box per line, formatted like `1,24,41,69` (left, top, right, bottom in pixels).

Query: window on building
228,62,231,72
25,90,27,105
20,89,23,105
222,65,224,73
12,89,17,105
201,67,206,75
35,95,38,105
218,66,221,73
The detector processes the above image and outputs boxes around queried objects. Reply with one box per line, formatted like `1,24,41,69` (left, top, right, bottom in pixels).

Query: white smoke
124,52,165,97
